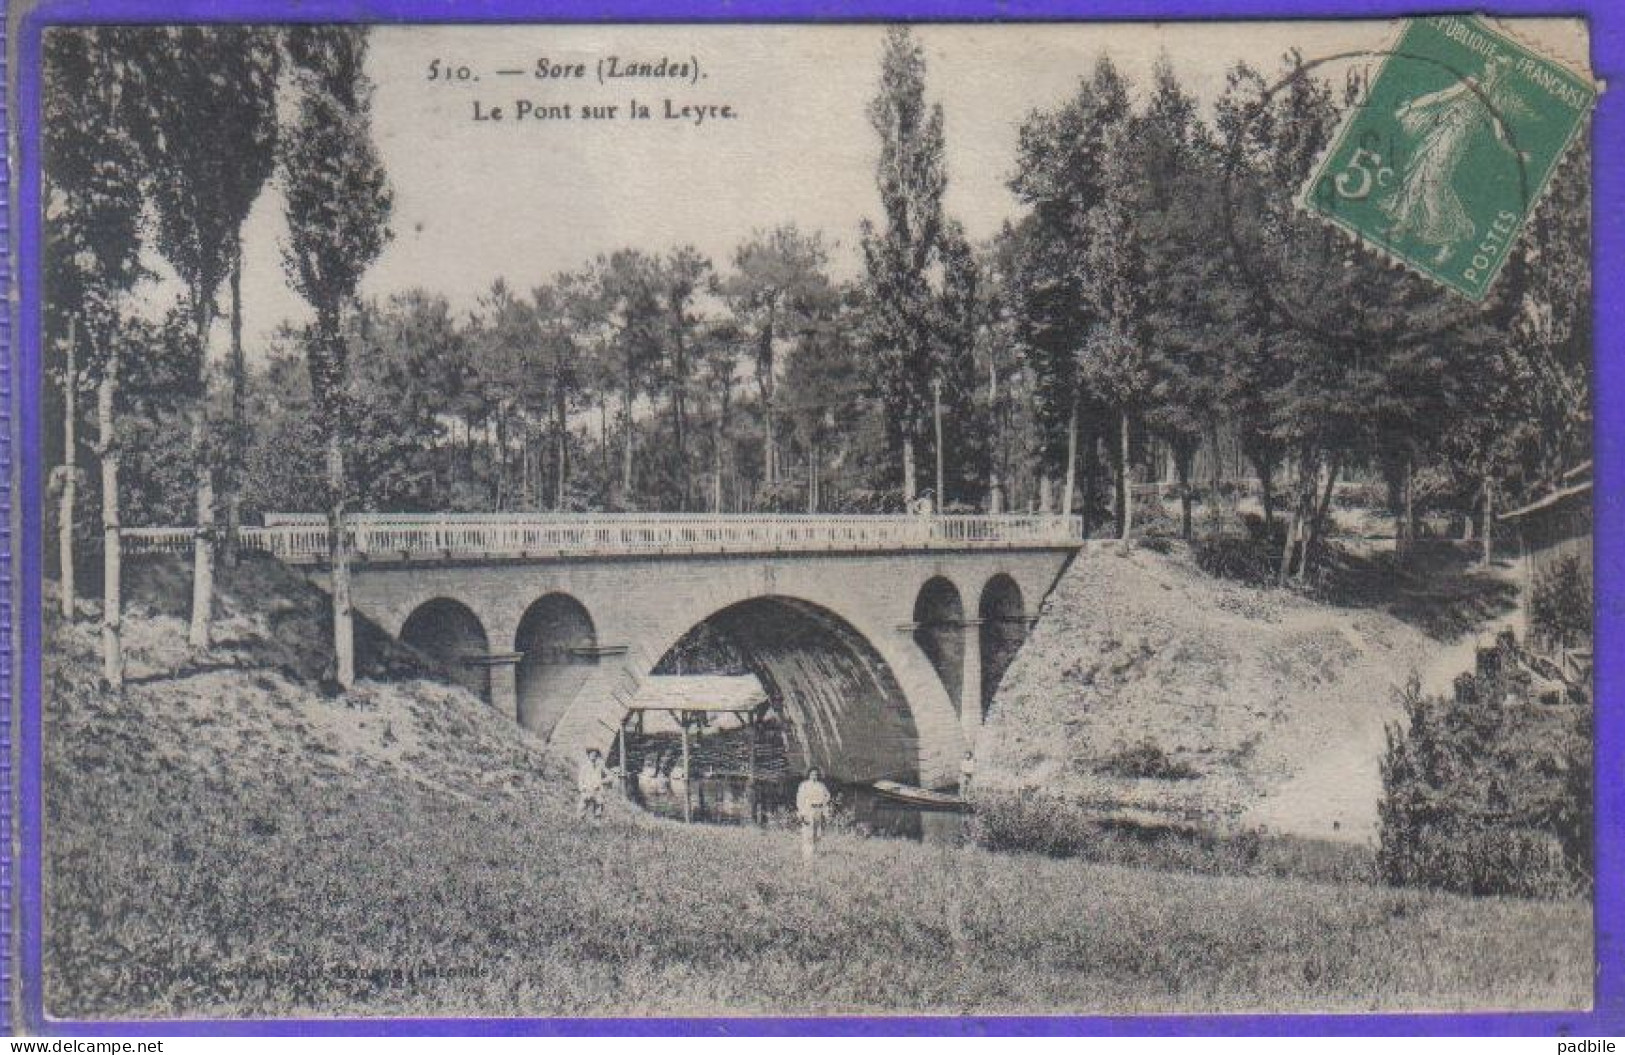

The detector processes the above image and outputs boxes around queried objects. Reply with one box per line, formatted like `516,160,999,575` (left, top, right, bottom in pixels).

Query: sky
199,19,1587,355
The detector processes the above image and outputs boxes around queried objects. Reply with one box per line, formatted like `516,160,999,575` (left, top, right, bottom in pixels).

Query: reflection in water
628,773,966,845
617,718,964,845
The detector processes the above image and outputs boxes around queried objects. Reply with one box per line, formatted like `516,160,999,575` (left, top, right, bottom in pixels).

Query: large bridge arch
514,593,598,738
656,596,922,784
399,597,491,702
542,562,971,788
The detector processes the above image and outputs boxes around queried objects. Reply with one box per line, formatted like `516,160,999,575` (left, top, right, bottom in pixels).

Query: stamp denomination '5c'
1300,15,1599,300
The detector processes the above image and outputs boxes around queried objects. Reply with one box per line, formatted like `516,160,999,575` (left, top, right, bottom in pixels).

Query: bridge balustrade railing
117,514,1084,562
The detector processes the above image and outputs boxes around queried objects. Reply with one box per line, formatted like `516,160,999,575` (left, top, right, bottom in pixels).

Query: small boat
871,780,969,811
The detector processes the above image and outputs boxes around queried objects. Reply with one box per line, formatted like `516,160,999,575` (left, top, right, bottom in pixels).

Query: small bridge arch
913,576,966,714
514,593,599,739
399,597,491,703
977,573,1029,719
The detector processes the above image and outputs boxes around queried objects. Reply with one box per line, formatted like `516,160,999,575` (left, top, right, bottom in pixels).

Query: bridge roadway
125,514,1086,788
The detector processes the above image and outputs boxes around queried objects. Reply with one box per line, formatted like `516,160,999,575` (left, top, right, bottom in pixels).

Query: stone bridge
134,514,1083,788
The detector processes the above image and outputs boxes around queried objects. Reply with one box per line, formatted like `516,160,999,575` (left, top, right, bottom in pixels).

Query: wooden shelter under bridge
622,676,772,823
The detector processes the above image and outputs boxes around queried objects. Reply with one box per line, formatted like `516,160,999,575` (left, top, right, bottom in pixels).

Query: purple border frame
6,0,1620,1037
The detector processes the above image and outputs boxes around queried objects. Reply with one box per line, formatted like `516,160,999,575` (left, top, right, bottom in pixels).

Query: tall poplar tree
279,25,394,688
44,28,147,686
860,27,949,503
137,26,281,646
1132,60,1228,539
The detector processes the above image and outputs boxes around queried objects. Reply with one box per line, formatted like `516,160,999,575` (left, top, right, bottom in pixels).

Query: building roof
1498,478,1593,523
627,675,768,713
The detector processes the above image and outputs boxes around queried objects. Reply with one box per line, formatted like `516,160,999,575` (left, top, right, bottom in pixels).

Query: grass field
40,557,1592,1019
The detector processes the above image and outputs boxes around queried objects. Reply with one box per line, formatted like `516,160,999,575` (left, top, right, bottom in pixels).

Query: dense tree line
1006,47,1590,576
46,27,1593,686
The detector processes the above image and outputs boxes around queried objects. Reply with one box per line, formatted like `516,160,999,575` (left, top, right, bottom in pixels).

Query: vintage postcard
11,10,1607,1032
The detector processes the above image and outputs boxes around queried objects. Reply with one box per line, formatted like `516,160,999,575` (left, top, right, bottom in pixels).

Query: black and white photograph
35,18,1597,1021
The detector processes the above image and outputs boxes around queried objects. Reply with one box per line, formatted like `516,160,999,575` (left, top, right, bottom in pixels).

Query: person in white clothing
959,750,977,798
796,767,832,860
578,748,610,821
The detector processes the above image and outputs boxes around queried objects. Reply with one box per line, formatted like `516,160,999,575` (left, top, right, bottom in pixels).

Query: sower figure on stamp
578,747,611,821
796,767,832,860
1380,52,1532,265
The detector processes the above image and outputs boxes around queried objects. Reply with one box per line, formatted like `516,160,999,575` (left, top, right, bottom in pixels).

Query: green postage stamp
1300,15,1599,300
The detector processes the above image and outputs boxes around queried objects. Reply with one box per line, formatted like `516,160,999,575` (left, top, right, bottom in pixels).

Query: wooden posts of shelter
680,713,692,823
626,675,770,825
747,706,757,816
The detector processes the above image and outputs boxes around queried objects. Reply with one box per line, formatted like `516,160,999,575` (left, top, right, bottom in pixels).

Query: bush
1529,553,1592,651
1096,740,1199,781
1333,479,1388,511
828,488,905,515
1132,494,1181,538
1409,465,1462,517
752,479,812,513
1241,511,1289,547
1377,662,1591,898
1192,535,1278,586
970,789,1104,857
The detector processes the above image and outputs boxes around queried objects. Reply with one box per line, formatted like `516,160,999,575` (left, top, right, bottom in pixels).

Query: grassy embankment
42,555,1588,1019
977,539,1522,845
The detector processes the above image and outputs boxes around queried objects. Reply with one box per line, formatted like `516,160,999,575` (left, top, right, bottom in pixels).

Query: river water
615,722,965,843
627,772,967,844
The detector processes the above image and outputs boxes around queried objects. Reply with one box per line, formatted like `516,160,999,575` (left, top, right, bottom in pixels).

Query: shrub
969,789,1106,858
1529,553,1592,651
1192,535,1278,586
1333,479,1388,511
1377,664,1591,898
829,488,905,515
1409,465,1462,517
1133,496,1181,538
752,479,812,513
1096,740,1199,781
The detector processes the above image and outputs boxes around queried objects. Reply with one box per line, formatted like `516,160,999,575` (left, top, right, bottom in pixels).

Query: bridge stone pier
150,514,1081,789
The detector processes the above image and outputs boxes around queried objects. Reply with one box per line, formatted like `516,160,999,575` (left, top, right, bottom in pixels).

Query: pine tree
591,250,663,508
1009,57,1132,521
655,247,713,509
532,272,595,510
719,226,835,493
